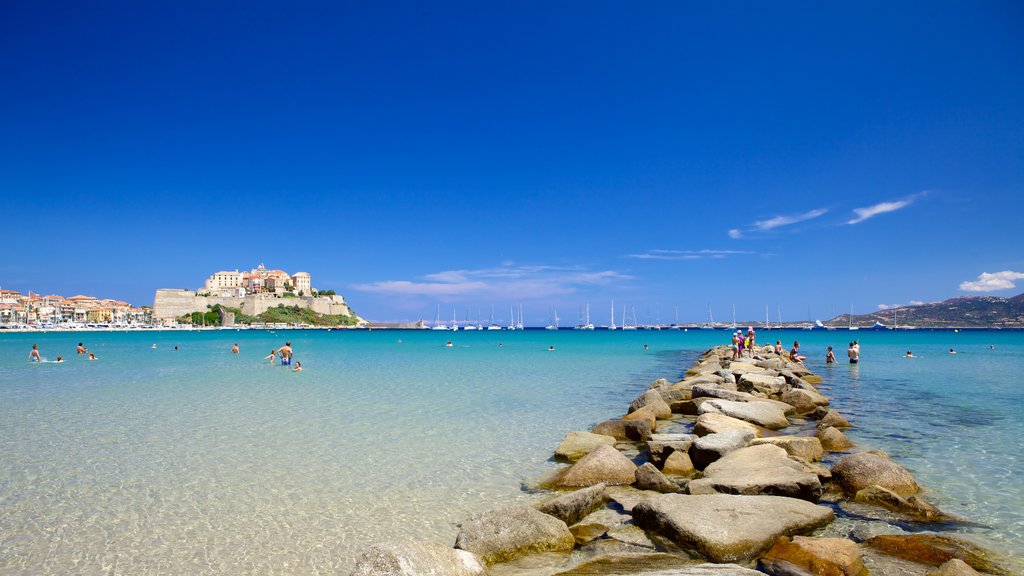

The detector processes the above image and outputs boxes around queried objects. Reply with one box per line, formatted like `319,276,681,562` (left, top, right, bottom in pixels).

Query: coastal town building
201,264,314,297
0,291,150,327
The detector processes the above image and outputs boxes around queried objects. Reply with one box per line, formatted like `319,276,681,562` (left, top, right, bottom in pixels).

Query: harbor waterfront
1,329,1021,573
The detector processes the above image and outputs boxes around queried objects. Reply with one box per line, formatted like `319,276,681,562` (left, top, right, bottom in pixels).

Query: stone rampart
153,289,354,321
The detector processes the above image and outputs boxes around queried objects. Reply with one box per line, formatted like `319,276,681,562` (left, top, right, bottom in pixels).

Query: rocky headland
349,346,1013,576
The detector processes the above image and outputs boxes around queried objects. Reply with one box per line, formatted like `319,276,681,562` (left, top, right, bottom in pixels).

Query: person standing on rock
731,332,742,360
746,327,756,357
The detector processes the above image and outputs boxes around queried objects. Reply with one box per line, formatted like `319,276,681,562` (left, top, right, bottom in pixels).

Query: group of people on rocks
730,330,863,366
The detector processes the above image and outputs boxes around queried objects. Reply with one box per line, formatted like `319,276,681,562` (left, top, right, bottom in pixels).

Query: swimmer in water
56,356,63,363
152,344,157,349
29,344,41,362
293,361,302,372
88,353,96,361
643,344,649,350
826,346,837,364
949,348,956,354
264,350,276,363
445,341,453,348
906,350,915,358
231,343,239,354
76,342,87,355
548,345,555,351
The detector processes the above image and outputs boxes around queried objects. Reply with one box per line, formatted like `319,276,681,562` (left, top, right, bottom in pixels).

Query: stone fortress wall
153,289,355,321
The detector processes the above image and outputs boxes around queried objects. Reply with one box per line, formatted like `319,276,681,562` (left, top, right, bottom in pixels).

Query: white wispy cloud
354,264,631,299
848,192,927,225
908,300,925,306
753,208,829,231
877,303,900,310
727,208,828,239
959,270,1024,292
625,249,755,261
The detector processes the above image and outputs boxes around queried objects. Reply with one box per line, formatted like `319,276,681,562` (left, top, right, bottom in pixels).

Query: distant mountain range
824,293,1024,329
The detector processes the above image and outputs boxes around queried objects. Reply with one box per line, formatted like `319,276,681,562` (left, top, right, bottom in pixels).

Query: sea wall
348,345,1012,575
152,289,355,320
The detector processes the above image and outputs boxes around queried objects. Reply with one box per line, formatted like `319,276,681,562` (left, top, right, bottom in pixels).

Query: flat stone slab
647,433,696,465
751,436,824,462
687,444,822,502
693,412,761,437
631,494,835,563
454,505,574,565
352,541,486,576
690,429,755,469
698,399,790,430
535,483,608,526
556,431,618,461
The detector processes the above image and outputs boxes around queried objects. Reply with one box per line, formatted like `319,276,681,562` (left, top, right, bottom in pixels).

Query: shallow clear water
0,328,1020,573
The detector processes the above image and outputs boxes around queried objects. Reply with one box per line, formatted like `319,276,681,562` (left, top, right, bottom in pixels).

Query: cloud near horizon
353,264,631,300
959,270,1024,292
728,208,828,239
625,249,755,261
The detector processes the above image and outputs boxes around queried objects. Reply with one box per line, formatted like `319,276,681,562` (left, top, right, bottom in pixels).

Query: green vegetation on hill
178,304,360,327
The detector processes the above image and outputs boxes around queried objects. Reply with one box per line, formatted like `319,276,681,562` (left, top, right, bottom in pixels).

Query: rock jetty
351,345,1011,575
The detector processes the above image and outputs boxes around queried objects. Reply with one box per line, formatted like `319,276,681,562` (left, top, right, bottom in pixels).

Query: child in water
293,361,302,372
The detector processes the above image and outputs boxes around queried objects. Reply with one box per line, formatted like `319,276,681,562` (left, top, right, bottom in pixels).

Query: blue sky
2,1,1022,323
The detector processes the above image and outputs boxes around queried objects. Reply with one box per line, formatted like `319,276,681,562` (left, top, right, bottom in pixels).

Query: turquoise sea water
0,328,1021,573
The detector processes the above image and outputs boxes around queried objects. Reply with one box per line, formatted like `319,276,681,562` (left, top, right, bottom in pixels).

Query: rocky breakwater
349,346,1012,576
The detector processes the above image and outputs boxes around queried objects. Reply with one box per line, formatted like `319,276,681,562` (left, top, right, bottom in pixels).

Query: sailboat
575,302,595,330
731,304,738,330
517,303,524,330
431,304,450,330
451,307,459,331
764,305,770,330
463,307,478,330
671,306,684,330
546,308,559,330
487,305,502,330
507,304,516,331
848,305,859,331
700,304,716,329
608,300,617,330
621,305,636,330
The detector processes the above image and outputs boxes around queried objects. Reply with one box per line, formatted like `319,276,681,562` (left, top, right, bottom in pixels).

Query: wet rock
558,444,638,487
604,486,663,512
549,552,694,575
687,444,822,502
818,426,855,451
698,399,790,430
927,559,982,576
673,398,711,416
454,505,574,565
854,485,949,521
662,450,696,477
737,373,791,397
634,462,680,493
692,412,761,437
631,494,835,563
535,483,609,526
606,524,655,549
646,433,696,466
818,409,852,428
780,388,828,414
691,384,753,403
351,541,486,576
690,429,755,469
570,522,609,544
592,419,652,442
758,535,866,576
622,405,658,431
831,452,919,496
751,436,824,462
556,431,618,461
864,534,1007,574
629,389,672,420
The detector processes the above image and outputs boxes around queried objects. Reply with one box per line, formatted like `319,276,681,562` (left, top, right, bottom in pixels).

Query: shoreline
351,344,1013,575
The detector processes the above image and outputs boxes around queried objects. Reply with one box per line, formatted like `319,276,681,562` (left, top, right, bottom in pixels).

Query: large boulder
687,444,823,502
854,485,948,521
631,494,835,563
691,384,753,402
831,452,919,496
714,369,738,385
864,534,1007,574
352,541,486,576
634,462,680,493
535,483,608,526
557,444,638,487
758,535,866,576
646,433,696,466
690,429,755,469
592,419,652,442
555,431,618,461
818,409,852,428
622,405,658,431
662,450,696,477
629,389,672,420
738,373,790,397
693,412,761,437
454,505,574,565
780,389,828,414
927,559,982,576
751,436,824,462
552,555,762,576
818,426,855,451
699,399,790,430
